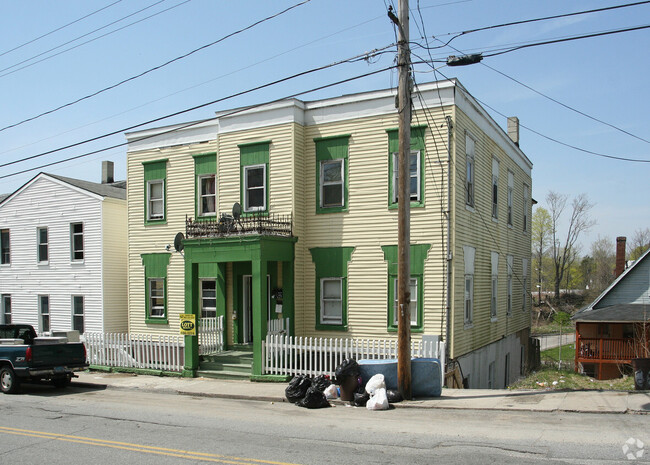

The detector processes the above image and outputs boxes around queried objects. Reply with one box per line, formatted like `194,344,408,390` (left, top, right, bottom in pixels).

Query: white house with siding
0,162,127,334
125,79,533,388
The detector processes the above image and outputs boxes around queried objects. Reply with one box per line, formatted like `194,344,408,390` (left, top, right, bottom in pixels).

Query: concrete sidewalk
73,371,650,414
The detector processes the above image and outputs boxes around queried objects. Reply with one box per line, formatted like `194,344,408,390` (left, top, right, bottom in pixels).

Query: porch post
283,259,294,336
183,261,199,377
252,259,268,375
216,262,227,348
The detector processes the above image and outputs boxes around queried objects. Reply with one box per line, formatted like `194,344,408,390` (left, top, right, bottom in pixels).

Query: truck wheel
52,376,71,388
0,367,20,394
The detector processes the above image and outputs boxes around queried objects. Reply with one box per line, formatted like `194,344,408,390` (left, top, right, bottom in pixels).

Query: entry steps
197,346,253,380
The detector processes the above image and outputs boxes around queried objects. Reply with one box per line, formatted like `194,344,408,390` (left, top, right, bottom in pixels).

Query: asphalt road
1,382,649,464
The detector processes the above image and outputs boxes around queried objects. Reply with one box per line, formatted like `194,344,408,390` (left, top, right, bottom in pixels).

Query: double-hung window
143,159,167,224
37,227,48,263
320,278,343,325
392,277,418,326
70,222,84,261
141,253,171,324
39,295,50,333
200,279,217,319
507,171,514,226
1,295,10,324
72,296,84,334
522,258,529,312
1,229,10,265
463,245,475,326
465,134,476,208
194,153,217,218
507,255,513,315
148,279,165,318
523,183,530,232
387,126,425,208
315,135,349,213
310,247,354,330
491,251,499,320
240,142,269,214
492,158,499,219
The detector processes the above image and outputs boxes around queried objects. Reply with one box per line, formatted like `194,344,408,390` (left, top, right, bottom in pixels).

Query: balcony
576,337,650,364
186,212,292,239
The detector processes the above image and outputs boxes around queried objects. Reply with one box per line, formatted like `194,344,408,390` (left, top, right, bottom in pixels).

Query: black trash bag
352,391,370,407
334,359,360,384
297,386,331,409
285,375,311,403
386,389,403,403
312,374,332,392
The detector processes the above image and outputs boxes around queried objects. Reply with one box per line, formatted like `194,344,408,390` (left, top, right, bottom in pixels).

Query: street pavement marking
0,426,301,465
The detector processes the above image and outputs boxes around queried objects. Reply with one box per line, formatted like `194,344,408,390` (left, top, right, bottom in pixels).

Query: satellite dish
232,202,242,220
173,232,185,253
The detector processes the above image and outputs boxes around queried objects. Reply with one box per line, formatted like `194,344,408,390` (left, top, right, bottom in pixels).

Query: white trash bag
324,384,339,399
365,374,386,395
366,387,389,410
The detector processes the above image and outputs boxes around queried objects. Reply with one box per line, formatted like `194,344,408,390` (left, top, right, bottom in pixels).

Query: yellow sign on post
179,314,196,336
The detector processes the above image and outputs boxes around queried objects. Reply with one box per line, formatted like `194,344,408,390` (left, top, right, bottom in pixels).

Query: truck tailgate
30,343,86,368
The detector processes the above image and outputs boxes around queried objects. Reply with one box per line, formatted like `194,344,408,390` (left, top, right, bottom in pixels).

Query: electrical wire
0,0,312,133
0,0,124,59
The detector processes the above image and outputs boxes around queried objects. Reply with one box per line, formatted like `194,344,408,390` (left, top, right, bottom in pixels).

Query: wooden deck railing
576,337,650,362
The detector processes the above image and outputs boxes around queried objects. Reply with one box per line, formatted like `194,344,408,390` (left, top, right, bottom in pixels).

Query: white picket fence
199,316,225,355
263,335,445,379
84,332,185,372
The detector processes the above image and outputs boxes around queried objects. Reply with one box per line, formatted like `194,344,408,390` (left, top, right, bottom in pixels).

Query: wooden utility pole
392,0,412,400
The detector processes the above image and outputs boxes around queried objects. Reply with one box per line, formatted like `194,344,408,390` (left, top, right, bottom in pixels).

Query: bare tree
547,191,595,301
629,227,650,261
589,236,615,297
532,207,552,305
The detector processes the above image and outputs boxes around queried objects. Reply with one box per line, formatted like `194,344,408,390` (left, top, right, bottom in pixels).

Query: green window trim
315,135,350,214
386,126,426,209
141,253,171,324
143,159,168,225
239,142,270,215
310,247,354,331
381,243,430,332
193,153,217,219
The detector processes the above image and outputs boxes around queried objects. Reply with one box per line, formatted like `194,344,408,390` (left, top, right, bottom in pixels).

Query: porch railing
576,337,649,362
186,212,292,239
267,318,290,336
263,335,445,379
84,332,184,372
199,316,224,355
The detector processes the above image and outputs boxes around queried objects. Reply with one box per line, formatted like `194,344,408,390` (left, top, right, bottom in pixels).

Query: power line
0,66,394,180
0,0,124,59
0,45,394,172
0,0,312,133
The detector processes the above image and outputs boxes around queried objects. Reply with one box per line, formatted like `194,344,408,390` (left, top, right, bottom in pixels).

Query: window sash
1,295,11,324
523,184,530,232
492,176,498,218
320,278,342,325
1,229,10,264
37,227,48,262
147,180,165,220
72,296,84,334
393,277,418,326
320,159,344,208
507,187,513,225
392,151,421,203
464,275,473,324
70,223,84,261
507,276,513,315
39,295,50,333
198,175,217,216
244,164,266,212
200,280,217,318
491,276,498,318
522,277,528,312
149,279,165,318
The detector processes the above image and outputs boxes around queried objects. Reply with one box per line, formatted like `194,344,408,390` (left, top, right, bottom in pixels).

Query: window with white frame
200,279,217,318
507,171,514,226
147,180,165,220
392,277,418,326
243,164,266,212
463,245,475,326
523,183,530,232
70,222,84,261
148,279,165,318
491,251,499,320
1,295,11,324
492,158,499,219
72,295,84,334
320,278,343,325
320,159,344,208
507,255,513,315
392,151,421,203
37,227,48,263
1,229,9,264
198,174,216,217
39,295,50,333
465,135,475,207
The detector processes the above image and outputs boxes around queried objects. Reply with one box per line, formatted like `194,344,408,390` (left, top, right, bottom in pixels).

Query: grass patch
510,366,634,391
531,320,574,335
541,343,575,364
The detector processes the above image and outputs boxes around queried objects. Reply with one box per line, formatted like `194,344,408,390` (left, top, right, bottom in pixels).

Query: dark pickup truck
0,324,88,393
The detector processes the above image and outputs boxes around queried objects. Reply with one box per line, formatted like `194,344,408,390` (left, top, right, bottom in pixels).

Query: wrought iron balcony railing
186,212,292,239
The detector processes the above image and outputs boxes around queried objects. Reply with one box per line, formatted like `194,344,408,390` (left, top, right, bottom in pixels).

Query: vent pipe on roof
616,236,627,278
507,117,519,146
102,161,114,184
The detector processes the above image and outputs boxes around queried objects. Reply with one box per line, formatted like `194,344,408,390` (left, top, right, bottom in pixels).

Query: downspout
445,114,453,365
